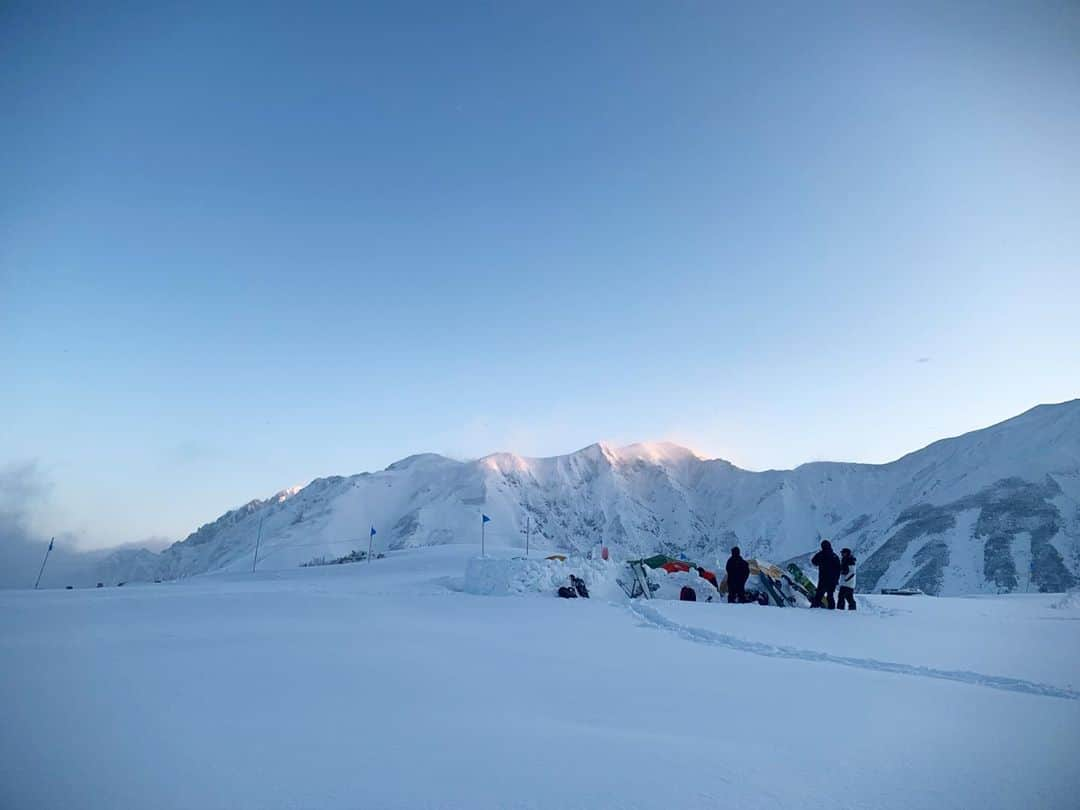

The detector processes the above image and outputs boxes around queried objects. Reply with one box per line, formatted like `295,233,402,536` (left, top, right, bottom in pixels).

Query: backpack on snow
570,575,589,598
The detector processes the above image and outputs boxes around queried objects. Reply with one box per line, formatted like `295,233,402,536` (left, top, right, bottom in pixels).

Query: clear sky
3,2,1078,549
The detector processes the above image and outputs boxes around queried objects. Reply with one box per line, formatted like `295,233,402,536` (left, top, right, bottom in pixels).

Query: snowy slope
102,400,1080,594
3,547,1079,809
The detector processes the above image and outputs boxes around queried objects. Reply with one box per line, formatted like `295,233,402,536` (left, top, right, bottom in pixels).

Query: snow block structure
463,556,616,598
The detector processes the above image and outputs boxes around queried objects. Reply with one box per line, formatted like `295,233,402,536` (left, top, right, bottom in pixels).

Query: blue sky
3,2,1078,547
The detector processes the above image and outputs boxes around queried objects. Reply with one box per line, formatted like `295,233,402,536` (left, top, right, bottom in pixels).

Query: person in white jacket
837,548,857,610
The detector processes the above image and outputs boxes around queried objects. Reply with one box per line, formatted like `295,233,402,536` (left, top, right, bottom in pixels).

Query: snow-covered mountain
104,400,1080,594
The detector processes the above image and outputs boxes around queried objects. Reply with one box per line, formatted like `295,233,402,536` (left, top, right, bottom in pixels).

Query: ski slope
2,546,1079,809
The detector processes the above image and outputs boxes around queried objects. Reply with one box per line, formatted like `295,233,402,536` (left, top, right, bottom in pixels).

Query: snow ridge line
626,602,1080,701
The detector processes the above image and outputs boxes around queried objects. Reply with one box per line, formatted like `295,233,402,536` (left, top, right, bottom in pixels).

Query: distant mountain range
103,400,1080,595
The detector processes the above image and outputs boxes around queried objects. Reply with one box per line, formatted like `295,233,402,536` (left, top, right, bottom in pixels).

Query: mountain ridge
102,399,1080,594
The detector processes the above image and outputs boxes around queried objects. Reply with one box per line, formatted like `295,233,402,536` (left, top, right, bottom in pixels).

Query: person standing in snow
837,548,857,610
725,547,750,604
810,539,841,609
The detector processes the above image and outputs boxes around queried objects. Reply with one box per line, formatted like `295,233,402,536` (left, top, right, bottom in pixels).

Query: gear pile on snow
619,555,814,607
557,575,590,599
461,552,816,607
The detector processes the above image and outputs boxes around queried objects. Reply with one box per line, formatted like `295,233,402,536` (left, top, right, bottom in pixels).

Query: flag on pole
35,537,55,589
370,526,377,537
482,514,491,523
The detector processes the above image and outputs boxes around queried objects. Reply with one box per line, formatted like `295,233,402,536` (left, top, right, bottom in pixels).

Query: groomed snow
2,545,1078,809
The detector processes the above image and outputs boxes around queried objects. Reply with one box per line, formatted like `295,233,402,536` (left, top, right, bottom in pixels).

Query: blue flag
370,526,376,537
482,514,491,523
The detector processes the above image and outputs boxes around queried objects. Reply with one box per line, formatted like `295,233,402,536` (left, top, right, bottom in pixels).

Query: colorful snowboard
757,571,788,607
787,563,817,598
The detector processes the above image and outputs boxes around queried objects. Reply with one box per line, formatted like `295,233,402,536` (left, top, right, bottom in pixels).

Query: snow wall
462,556,725,602
642,567,723,602
463,556,622,599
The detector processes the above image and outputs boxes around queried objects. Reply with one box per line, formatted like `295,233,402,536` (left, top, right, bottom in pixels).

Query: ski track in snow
626,601,1080,702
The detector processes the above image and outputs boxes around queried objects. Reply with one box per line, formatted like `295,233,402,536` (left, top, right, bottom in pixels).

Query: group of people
810,539,857,610
723,539,856,610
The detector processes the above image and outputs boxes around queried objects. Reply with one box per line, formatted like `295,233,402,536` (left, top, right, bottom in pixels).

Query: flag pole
34,537,55,590
480,514,491,556
252,513,265,573
368,526,375,563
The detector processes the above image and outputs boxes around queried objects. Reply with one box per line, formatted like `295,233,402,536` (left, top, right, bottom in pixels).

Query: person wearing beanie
838,548,857,610
725,546,750,604
810,539,841,609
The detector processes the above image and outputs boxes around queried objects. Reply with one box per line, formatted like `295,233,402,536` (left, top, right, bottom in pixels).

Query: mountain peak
386,453,457,472
574,442,622,465
272,485,305,503
614,441,701,464
561,441,701,465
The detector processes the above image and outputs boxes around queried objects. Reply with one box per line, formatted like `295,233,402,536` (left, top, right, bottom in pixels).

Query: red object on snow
660,559,719,589
662,561,691,574
601,546,609,560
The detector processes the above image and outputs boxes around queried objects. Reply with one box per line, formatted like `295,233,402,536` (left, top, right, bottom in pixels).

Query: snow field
2,545,1079,809
1052,588,1080,610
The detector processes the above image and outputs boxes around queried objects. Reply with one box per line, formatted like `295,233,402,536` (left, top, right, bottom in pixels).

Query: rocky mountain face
104,400,1080,595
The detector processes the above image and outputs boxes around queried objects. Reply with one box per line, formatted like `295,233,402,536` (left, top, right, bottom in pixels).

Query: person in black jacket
810,539,841,609
725,546,750,604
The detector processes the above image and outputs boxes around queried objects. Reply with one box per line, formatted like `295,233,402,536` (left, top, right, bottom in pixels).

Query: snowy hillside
103,400,1080,595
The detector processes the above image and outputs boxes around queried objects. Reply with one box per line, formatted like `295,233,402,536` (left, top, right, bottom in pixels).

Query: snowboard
757,571,788,608
787,563,817,598
747,558,802,607
779,572,812,602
